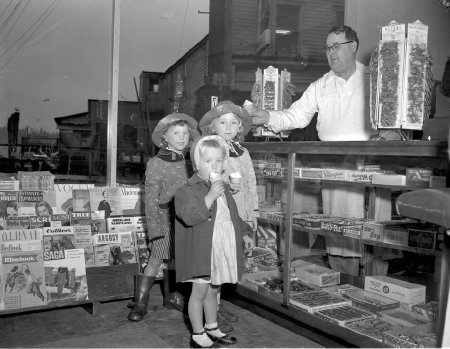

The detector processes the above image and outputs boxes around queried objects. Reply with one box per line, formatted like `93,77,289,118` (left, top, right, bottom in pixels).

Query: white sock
205,322,225,338
192,332,214,347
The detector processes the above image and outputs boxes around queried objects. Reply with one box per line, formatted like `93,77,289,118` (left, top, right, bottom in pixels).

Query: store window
275,3,301,55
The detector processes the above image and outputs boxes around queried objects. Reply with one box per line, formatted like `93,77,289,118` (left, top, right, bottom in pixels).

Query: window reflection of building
275,3,300,56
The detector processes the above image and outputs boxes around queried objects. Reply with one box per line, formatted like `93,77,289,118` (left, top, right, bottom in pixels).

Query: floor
0,285,323,348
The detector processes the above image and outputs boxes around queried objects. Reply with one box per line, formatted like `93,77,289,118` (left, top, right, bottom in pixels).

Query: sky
0,0,210,133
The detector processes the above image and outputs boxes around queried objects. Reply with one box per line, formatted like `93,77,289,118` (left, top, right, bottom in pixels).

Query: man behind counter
252,25,380,277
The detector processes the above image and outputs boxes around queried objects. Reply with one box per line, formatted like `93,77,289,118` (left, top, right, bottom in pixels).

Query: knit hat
199,100,253,138
152,113,200,147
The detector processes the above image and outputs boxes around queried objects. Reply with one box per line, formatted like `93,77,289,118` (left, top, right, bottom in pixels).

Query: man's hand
243,234,255,250
251,109,270,126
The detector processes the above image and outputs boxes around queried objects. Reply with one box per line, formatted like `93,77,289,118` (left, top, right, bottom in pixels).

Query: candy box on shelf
411,301,439,320
429,175,446,188
365,276,425,305
405,168,432,188
289,290,351,313
321,169,348,181
321,217,366,237
407,227,438,250
346,170,378,183
380,307,431,328
293,213,334,229
240,269,281,292
344,317,404,342
322,283,359,295
382,323,437,348
371,174,407,186
340,288,400,313
314,304,376,326
264,212,285,223
246,246,278,267
362,218,416,242
295,264,340,287
300,168,323,179
256,225,278,254
383,225,409,246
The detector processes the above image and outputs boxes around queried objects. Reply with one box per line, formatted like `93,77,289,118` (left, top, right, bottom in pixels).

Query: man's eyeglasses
323,41,353,54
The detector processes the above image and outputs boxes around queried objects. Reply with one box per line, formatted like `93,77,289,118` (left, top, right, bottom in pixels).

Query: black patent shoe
206,328,237,345
190,332,216,348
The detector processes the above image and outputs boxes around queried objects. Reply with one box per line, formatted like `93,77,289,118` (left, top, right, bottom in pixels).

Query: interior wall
345,0,450,117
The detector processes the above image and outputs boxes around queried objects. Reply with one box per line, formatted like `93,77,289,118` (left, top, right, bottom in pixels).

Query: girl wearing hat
199,100,258,330
174,135,254,348
128,113,200,322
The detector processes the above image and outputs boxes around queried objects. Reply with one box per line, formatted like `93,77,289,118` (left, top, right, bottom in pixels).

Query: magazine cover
3,216,31,230
117,187,145,216
1,250,47,309
88,187,122,218
134,216,149,271
42,226,76,262
106,216,135,233
54,183,95,214
0,191,19,218
70,211,106,236
73,225,95,267
93,232,137,266
50,213,71,227
72,189,91,212
1,238,42,254
29,215,52,228
1,237,43,310
44,248,88,304
0,228,43,242
17,190,56,217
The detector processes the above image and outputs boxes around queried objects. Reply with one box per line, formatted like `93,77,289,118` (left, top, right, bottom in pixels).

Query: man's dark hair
328,25,359,50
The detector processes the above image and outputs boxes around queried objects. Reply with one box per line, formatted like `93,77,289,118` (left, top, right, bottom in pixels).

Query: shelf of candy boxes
240,256,439,345
259,211,443,253
253,160,446,189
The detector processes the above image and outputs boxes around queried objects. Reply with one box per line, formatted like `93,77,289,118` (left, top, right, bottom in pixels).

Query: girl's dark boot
162,268,184,312
127,274,155,321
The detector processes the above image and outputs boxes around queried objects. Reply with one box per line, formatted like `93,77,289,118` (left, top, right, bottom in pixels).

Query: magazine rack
0,263,138,317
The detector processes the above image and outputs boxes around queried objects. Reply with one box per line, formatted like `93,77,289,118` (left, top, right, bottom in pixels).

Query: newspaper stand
0,263,138,317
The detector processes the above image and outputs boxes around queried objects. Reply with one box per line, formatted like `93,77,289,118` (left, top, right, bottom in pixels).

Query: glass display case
238,140,449,348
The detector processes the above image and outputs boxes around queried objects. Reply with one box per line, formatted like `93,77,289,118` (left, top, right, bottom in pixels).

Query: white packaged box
295,264,340,287
372,174,407,186
364,276,425,304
